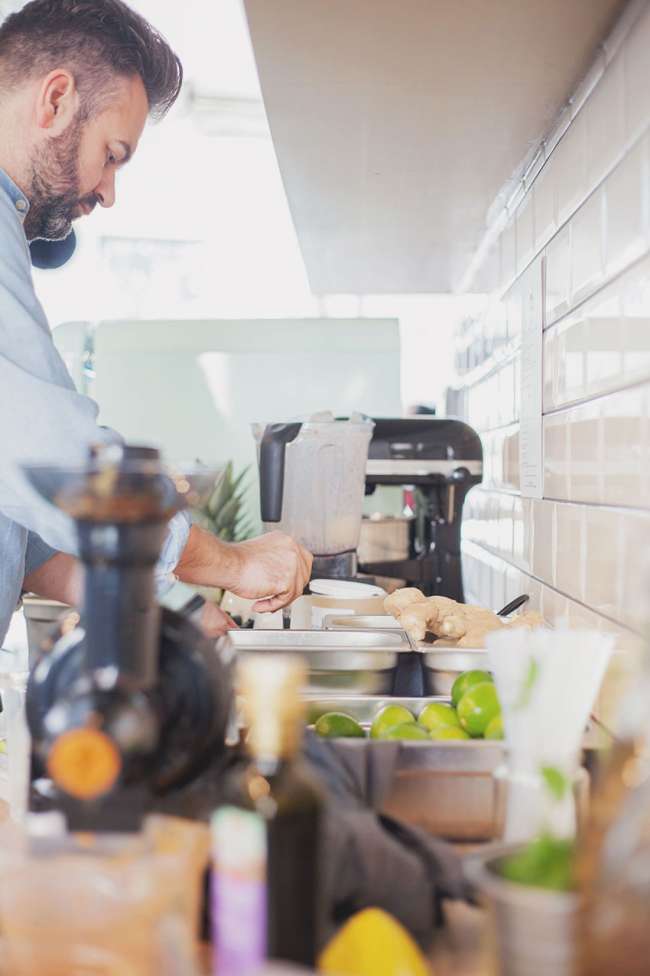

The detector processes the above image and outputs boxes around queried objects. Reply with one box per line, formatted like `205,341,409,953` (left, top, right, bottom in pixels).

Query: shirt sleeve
155,510,191,596
23,530,59,578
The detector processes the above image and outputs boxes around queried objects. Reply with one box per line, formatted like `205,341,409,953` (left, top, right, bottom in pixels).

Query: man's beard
23,121,92,242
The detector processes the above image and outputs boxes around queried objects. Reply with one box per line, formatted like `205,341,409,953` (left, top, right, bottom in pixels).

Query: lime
418,702,461,732
451,669,493,707
457,682,501,737
429,725,470,741
383,722,430,741
314,712,365,739
370,705,415,740
485,714,505,740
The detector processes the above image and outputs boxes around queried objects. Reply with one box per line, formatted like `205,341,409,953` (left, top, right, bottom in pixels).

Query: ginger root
384,587,544,647
383,588,427,618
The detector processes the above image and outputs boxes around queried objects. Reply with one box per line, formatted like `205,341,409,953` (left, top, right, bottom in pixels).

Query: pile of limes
313,669,504,741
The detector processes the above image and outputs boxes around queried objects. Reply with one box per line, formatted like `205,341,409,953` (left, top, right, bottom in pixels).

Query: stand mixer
24,444,232,832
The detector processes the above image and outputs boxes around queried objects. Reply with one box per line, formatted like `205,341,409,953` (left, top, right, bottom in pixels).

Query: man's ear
35,69,81,135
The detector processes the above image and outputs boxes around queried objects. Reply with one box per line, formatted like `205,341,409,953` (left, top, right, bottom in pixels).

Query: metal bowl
218,629,413,696
305,695,505,840
421,647,490,695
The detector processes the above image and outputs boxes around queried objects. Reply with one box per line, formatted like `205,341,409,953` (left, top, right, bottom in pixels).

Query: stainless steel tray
218,629,414,695
420,647,490,695
322,614,403,631
305,695,504,841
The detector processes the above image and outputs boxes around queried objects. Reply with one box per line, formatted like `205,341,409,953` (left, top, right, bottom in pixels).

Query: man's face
24,74,149,242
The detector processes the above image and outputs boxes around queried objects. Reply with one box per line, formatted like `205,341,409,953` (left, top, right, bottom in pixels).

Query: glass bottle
211,654,324,975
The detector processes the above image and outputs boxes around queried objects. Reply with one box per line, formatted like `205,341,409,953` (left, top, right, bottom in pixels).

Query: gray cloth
304,731,471,950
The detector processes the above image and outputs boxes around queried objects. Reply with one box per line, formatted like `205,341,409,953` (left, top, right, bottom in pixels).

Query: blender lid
309,578,386,599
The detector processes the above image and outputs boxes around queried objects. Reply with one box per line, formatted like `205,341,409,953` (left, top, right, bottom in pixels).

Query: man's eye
106,151,116,165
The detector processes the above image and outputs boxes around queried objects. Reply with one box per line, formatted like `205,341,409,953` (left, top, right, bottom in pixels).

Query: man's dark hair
0,0,183,120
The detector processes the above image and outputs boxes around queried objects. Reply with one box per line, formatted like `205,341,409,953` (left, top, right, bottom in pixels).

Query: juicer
24,444,232,832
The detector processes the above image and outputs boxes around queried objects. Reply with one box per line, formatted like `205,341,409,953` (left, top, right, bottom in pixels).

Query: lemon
314,712,366,739
319,907,429,976
370,705,415,740
418,701,461,731
451,669,493,707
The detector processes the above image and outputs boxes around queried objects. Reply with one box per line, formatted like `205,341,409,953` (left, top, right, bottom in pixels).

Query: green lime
451,669,493,707
429,725,470,741
457,682,501,737
384,722,430,741
418,702,461,732
485,714,505,740
314,712,366,739
370,705,415,740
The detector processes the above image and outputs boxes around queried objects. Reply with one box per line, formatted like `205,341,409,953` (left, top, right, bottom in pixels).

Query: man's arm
23,550,81,606
175,525,313,613
23,525,313,620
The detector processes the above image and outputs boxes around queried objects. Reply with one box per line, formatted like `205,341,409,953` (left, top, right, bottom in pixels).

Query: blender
253,412,375,580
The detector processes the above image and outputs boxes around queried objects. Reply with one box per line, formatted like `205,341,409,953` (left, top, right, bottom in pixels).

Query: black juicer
360,418,483,601
24,444,232,832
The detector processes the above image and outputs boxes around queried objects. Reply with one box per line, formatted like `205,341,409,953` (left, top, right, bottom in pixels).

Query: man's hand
200,601,238,638
175,526,312,614
228,531,313,613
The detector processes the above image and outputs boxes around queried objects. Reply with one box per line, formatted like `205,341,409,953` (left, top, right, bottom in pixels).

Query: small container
218,629,412,696
305,695,505,840
422,647,490,695
464,842,578,976
306,579,387,629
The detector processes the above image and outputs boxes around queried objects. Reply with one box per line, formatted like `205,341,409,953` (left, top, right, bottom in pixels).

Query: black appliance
24,444,232,832
360,418,483,601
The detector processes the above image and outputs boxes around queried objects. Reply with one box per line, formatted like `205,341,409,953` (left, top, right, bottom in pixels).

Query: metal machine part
361,418,483,600
24,444,232,832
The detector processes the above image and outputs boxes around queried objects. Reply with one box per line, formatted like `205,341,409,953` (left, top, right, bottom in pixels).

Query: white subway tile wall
456,3,650,674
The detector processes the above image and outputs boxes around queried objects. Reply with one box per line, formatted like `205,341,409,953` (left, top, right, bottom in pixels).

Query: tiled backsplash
455,1,650,674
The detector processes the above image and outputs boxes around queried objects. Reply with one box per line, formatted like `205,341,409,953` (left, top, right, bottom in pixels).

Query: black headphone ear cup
29,230,77,269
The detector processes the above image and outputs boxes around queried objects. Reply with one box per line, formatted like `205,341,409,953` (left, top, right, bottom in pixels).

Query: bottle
211,654,324,975
576,644,650,976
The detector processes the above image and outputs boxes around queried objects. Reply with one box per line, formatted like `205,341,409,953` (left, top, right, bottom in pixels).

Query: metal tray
305,695,504,841
420,646,490,695
322,614,403,631
218,629,414,695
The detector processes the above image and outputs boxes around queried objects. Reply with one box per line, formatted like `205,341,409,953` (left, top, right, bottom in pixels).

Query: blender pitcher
253,412,375,578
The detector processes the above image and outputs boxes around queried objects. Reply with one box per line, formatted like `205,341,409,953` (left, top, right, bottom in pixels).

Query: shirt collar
0,167,30,223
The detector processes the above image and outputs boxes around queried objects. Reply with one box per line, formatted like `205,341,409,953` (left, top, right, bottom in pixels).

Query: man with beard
0,0,312,644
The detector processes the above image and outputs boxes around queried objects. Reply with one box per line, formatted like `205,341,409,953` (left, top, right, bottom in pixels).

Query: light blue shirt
0,167,190,644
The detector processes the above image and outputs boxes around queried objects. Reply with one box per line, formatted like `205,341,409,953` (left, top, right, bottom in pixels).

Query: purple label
211,807,267,976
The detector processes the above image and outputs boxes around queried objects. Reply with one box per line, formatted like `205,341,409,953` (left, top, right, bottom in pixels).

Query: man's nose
95,171,116,209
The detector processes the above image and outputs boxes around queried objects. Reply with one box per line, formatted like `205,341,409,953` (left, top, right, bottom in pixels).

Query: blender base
311,551,358,580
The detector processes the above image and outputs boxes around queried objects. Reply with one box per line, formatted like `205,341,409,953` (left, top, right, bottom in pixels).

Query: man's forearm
174,525,242,590
23,552,82,607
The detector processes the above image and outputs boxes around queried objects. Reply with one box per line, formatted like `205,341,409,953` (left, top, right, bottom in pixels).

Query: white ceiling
244,0,627,294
